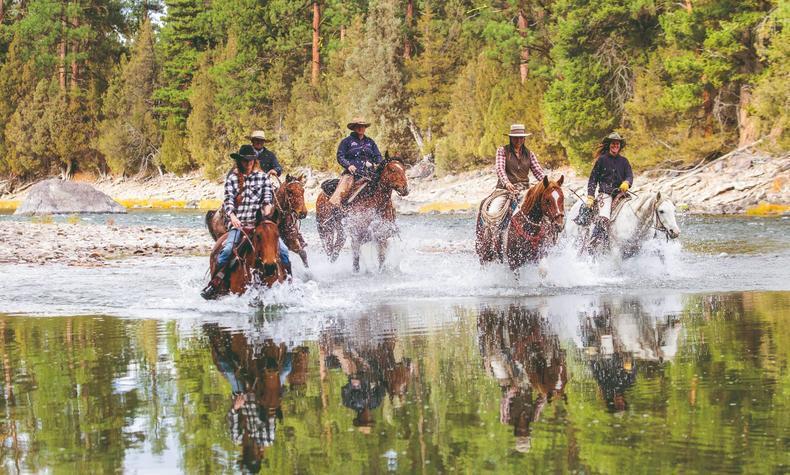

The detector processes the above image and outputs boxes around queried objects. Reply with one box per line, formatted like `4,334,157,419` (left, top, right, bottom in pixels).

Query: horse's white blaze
551,190,561,215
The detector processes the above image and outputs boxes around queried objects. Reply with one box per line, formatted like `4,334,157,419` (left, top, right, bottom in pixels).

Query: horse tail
205,210,219,241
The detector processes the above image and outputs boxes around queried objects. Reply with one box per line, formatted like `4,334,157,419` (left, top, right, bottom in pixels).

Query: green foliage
160,117,191,173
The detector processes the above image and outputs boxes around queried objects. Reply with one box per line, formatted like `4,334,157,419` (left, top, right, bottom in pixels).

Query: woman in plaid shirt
495,124,545,193
202,145,289,298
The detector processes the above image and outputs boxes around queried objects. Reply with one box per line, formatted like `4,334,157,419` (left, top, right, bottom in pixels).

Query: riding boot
200,258,236,300
587,218,610,252
283,262,292,279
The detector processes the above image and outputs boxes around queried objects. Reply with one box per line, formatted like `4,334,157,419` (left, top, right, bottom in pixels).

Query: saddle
320,176,374,205
575,192,632,227
477,188,518,259
320,178,339,196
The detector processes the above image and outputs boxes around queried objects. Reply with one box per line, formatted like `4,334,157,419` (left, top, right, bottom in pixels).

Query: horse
564,191,680,258
207,214,286,296
476,176,565,270
205,174,309,266
315,157,409,272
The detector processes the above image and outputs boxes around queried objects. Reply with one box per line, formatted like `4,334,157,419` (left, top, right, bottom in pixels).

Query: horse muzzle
668,229,680,239
298,211,308,219
397,187,409,197
262,262,278,276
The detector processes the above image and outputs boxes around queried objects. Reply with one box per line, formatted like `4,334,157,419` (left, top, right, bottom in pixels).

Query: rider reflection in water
322,330,412,433
478,306,568,453
205,324,306,473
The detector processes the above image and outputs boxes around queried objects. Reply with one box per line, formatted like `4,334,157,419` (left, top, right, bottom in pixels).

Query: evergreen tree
159,116,191,173
97,19,160,176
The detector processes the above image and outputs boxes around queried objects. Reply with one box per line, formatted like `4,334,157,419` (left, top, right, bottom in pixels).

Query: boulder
407,156,435,179
14,178,126,215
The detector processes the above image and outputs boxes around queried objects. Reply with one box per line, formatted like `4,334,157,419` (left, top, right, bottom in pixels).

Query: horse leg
377,238,388,270
351,236,361,273
298,249,309,267
331,225,346,263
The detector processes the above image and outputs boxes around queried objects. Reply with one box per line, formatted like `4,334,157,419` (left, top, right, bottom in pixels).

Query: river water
0,211,788,473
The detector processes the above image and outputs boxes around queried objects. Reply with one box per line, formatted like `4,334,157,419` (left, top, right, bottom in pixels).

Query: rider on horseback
328,117,383,207
249,130,283,178
201,145,290,299
585,132,633,249
495,124,546,195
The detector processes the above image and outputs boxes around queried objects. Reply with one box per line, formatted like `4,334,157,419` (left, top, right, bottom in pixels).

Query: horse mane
520,181,546,214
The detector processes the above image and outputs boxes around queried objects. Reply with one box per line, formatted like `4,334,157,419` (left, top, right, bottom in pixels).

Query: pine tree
159,116,191,173
97,19,161,176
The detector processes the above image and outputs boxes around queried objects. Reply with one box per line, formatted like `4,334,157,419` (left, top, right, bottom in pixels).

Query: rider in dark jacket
249,130,283,177
329,117,383,206
585,132,633,248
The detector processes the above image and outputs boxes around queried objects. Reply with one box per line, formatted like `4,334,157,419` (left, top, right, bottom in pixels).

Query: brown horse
208,217,286,296
315,158,409,272
477,176,565,270
206,174,309,266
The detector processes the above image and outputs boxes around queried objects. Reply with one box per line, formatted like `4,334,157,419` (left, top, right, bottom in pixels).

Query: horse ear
542,176,549,187
255,208,263,224
385,150,390,160
286,174,292,182
557,174,564,186
656,191,661,201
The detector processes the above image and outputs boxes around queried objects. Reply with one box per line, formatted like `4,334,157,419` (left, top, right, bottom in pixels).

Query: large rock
14,178,126,215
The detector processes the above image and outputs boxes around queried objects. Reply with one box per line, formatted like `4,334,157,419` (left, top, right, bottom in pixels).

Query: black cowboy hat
231,144,258,161
601,132,626,148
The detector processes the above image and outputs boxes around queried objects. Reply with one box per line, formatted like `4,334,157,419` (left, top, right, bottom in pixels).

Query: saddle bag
321,178,339,196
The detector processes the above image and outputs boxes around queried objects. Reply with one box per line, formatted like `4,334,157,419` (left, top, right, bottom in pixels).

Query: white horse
564,191,681,257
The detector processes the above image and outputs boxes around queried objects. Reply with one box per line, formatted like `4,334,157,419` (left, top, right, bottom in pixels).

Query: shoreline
0,149,787,216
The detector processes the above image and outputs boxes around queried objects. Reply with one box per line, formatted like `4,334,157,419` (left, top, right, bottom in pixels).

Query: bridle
272,177,305,246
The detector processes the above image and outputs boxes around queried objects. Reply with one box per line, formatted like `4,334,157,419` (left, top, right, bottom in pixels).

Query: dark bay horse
315,158,409,272
476,176,565,270
208,216,286,296
206,175,309,266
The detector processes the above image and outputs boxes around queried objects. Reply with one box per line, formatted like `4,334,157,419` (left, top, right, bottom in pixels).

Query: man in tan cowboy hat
248,130,282,177
329,117,383,206
495,124,546,193
585,131,633,249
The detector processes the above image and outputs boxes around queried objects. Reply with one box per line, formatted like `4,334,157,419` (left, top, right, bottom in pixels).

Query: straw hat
347,117,371,130
601,131,626,147
248,130,273,142
505,124,532,138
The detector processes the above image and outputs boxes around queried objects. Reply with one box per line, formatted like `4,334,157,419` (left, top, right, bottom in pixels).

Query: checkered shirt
222,169,273,227
227,394,276,446
495,146,545,188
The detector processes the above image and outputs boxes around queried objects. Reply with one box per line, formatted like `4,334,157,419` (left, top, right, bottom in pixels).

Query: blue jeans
217,228,289,267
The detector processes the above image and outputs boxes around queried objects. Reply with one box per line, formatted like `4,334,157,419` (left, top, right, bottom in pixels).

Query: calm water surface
0,211,788,473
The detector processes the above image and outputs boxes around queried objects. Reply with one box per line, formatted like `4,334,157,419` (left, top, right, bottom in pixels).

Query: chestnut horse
315,158,409,272
208,216,286,296
476,176,565,270
205,175,309,266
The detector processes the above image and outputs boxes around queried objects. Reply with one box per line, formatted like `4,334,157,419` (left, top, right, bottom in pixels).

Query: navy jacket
255,147,282,176
336,133,383,173
587,152,633,196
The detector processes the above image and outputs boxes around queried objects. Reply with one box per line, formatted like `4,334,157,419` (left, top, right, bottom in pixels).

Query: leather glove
619,181,630,192
586,196,595,207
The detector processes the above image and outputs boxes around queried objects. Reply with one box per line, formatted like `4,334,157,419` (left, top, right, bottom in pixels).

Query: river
0,211,788,473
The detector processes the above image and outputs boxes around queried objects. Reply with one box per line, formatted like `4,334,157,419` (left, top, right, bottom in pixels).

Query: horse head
253,215,281,276
654,192,680,239
378,155,409,197
283,174,308,219
539,175,565,231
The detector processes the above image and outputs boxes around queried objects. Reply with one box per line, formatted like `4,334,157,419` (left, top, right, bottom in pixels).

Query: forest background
0,0,786,183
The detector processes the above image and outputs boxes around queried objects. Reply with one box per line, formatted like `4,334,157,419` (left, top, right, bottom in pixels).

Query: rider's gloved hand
365,161,373,168
348,165,357,174
586,196,595,207
619,181,630,192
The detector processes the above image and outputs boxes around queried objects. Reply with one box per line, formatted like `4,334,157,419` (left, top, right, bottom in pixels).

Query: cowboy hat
248,130,273,142
504,124,532,138
602,131,626,147
347,117,371,130
230,144,258,161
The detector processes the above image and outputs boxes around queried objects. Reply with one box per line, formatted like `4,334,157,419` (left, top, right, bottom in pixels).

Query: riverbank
1,148,788,215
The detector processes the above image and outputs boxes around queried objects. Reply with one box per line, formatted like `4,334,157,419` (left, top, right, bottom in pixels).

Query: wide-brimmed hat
248,130,273,142
505,124,532,138
347,117,371,130
602,131,626,147
230,144,258,161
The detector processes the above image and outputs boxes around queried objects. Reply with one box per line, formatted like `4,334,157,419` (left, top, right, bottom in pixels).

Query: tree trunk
70,14,79,89
517,8,529,84
404,0,414,59
0,0,5,24
702,83,713,136
684,0,692,13
340,25,345,42
311,1,320,86
737,84,759,146
58,12,67,91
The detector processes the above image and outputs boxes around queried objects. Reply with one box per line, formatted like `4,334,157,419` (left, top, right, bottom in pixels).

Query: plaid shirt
227,394,276,446
495,146,545,188
223,169,273,227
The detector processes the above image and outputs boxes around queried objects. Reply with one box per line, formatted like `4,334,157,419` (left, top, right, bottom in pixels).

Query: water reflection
478,306,567,452
0,291,787,473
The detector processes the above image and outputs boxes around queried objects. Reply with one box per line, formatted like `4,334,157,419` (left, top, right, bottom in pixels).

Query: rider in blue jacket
329,117,383,206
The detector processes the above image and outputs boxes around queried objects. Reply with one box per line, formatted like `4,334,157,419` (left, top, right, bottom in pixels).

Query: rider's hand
505,183,517,193
619,181,630,192
348,165,357,174
233,394,245,410
365,161,373,168
268,169,279,177
230,213,242,229
586,195,595,207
